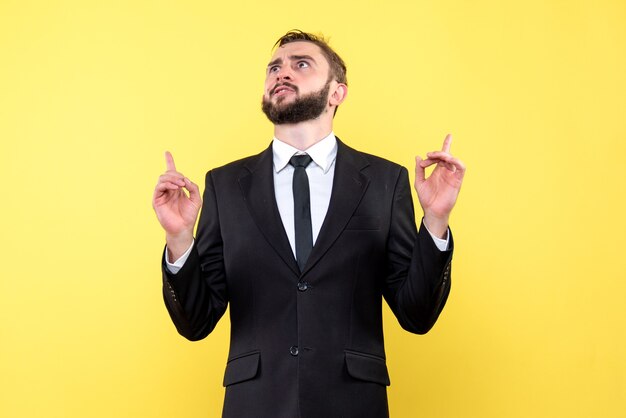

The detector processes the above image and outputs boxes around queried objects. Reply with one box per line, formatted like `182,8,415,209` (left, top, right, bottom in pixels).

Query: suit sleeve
382,167,453,334
161,171,229,341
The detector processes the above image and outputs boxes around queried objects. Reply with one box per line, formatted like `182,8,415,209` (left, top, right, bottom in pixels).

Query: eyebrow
291,55,316,63
267,55,317,68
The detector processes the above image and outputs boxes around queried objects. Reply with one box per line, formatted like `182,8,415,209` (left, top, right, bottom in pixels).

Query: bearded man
153,30,465,418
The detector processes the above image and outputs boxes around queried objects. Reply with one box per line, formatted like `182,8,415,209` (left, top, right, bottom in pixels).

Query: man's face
262,41,333,125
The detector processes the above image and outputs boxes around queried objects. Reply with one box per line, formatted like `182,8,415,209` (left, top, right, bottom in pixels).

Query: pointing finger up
442,133,452,153
165,151,177,172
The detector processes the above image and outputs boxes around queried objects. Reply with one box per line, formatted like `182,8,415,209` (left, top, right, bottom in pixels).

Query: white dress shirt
272,132,336,255
166,133,449,273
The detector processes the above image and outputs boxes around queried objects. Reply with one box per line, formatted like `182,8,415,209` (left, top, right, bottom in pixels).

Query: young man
153,30,465,418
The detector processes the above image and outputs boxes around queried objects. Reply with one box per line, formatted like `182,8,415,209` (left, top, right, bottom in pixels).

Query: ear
328,83,348,107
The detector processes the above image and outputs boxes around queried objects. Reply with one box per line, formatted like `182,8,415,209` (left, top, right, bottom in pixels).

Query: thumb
414,156,426,186
184,177,202,208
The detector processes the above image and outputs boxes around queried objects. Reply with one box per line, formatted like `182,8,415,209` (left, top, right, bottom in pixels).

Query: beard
261,81,331,125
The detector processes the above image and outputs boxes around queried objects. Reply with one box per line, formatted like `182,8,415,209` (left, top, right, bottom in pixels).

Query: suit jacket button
297,282,309,291
290,346,299,356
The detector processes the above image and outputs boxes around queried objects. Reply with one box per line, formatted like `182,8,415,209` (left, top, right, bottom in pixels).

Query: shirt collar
272,132,337,174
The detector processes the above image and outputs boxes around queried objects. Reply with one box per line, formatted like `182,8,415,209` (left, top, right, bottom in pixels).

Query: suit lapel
238,145,300,276
302,139,370,276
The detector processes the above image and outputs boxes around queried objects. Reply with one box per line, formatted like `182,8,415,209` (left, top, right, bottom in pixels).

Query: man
153,30,465,418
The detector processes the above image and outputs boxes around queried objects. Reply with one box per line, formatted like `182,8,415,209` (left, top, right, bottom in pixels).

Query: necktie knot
289,154,312,169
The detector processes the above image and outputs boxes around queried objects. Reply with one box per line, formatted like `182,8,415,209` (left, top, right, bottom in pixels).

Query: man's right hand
152,151,202,262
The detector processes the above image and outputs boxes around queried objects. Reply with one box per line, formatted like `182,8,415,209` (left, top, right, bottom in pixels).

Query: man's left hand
415,134,466,238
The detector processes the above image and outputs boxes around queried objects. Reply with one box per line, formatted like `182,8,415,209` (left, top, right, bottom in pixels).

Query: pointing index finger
442,134,452,153
165,151,177,172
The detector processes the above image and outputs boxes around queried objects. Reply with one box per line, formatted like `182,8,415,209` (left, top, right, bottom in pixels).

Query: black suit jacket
162,139,453,418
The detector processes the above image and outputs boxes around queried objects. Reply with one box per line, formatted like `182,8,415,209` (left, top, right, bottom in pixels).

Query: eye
297,61,309,69
268,65,280,73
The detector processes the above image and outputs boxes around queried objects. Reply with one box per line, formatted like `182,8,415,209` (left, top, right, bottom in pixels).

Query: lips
271,83,297,97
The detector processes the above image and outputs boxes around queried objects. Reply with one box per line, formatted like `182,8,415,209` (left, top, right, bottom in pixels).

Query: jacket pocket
345,216,381,230
344,350,391,386
222,350,260,387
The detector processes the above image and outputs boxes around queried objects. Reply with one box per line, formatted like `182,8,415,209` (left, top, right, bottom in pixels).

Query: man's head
262,30,348,125
274,30,347,86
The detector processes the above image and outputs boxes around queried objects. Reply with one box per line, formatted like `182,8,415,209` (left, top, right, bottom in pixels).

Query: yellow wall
1,1,625,417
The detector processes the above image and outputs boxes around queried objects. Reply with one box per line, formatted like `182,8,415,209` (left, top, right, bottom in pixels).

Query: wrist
423,213,449,239
166,230,194,262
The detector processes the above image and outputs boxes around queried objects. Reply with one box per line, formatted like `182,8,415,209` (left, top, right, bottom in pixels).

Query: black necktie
289,154,313,272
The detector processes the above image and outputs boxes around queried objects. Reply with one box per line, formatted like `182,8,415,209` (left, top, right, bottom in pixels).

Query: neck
274,118,333,151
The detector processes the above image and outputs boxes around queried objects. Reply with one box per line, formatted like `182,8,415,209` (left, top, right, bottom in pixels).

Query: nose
275,66,293,81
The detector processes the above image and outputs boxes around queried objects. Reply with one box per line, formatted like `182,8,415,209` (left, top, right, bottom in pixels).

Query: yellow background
1,1,625,417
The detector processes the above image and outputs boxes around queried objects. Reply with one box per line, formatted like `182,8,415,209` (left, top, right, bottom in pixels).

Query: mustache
271,82,299,96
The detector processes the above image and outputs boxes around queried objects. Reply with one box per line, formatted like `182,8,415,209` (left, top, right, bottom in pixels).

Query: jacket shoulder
204,145,272,182
338,139,406,175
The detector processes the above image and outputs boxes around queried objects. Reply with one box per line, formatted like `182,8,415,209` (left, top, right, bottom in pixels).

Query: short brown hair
274,30,348,86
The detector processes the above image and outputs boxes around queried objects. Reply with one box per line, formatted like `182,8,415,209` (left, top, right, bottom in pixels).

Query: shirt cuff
165,239,195,274
422,222,450,251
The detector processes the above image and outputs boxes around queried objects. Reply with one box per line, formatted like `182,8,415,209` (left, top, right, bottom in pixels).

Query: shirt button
297,282,309,291
290,346,299,356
